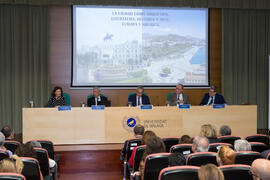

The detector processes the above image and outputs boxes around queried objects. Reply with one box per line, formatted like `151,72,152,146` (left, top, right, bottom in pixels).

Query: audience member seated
0,132,12,156
30,141,56,168
198,164,224,180
200,86,226,105
179,135,192,144
87,87,109,107
120,124,144,161
1,125,14,140
251,159,270,180
192,136,209,153
128,130,156,167
0,155,23,173
219,125,232,136
200,124,220,143
133,136,166,177
128,86,150,106
234,139,251,152
168,152,186,166
46,86,66,107
15,142,37,159
216,146,235,166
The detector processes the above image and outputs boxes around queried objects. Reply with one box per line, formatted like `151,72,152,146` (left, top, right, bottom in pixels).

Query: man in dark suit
87,87,108,107
168,84,190,106
128,86,150,106
200,86,226,105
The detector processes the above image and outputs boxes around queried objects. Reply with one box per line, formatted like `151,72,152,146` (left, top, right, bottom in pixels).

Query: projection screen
72,6,209,87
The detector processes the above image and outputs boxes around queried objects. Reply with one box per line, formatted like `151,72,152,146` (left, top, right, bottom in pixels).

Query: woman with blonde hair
0,155,24,173
216,146,235,166
200,124,220,143
198,164,224,180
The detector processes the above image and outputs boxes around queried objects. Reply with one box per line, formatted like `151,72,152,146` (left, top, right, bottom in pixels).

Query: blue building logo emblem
122,116,141,133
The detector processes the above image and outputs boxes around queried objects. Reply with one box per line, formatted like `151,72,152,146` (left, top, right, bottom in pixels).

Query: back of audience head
216,146,235,166
168,153,185,166
1,125,14,140
234,139,251,152
0,155,23,173
15,142,37,159
192,136,209,152
179,135,192,144
0,132,5,148
141,130,156,145
30,141,42,148
142,136,166,161
133,124,145,137
200,124,217,138
219,125,231,136
198,164,224,180
251,159,270,180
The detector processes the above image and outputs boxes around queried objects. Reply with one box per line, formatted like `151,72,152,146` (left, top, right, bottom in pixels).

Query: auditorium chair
33,148,51,179
21,157,43,180
158,166,199,180
0,173,26,180
0,149,10,160
130,145,146,180
219,164,253,180
141,153,170,180
166,92,174,104
186,152,218,166
170,144,192,155
234,151,261,165
4,140,21,154
123,139,142,180
62,92,70,106
162,137,179,152
217,136,241,145
266,152,270,160
31,139,58,161
245,134,270,145
208,143,233,152
249,142,268,153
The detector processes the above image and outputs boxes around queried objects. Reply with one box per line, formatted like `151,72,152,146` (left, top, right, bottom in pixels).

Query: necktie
138,97,141,106
209,97,213,105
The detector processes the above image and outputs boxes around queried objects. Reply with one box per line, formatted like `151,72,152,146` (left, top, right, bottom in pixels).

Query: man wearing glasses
200,86,226,106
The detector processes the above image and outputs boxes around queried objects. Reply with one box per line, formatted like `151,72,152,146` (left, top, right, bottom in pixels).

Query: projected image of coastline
74,7,208,86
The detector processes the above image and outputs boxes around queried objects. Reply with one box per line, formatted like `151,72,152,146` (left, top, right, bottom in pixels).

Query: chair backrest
0,149,10,160
32,139,55,160
166,92,174,102
33,148,50,177
128,92,147,99
21,157,42,180
159,166,199,180
217,136,241,145
126,138,142,161
162,138,179,152
249,142,268,153
234,151,261,165
170,144,192,155
0,173,26,180
4,141,21,154
245,134,270,145
219,164,253,180
133,145,146,172
186,152,218,166
143,153,170,180
208,143,233,152
62,92,70,106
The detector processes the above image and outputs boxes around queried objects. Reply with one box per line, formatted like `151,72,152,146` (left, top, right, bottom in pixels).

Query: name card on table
92,105,105,110
213,104,225,109
140,105,153,110
178,104,191,109
58,106,71,111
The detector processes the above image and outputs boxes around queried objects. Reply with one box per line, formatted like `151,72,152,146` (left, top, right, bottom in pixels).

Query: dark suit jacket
87,96,108,107
128,94,150,107
200,93,226,105
168,92,190,106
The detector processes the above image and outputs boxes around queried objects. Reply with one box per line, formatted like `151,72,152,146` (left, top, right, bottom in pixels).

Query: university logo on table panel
122,116,141,133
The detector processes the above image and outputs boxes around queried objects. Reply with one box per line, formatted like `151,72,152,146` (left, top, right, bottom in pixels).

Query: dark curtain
222,9,270,129
0,5,50,133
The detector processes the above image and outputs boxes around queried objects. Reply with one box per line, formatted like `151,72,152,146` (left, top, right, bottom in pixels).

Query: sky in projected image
73,6,208,86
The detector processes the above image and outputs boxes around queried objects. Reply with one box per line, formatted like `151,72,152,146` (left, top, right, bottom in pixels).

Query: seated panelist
128,86,150,107
47,86,66,107
168,84,190,106
87,87,108,107
200,86,226,105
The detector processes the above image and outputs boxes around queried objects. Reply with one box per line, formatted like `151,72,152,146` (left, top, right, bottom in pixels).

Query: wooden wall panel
49,6,222,107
